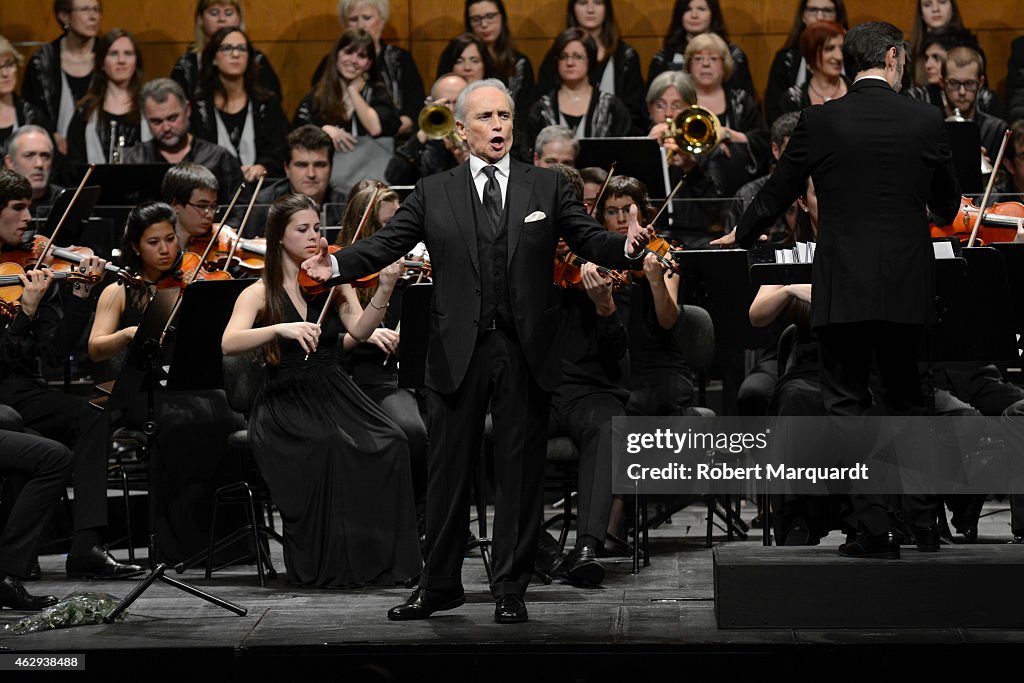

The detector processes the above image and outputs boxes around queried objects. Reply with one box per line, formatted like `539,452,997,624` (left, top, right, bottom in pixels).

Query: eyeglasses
804,5,837,17
651,99,685,114
187,201,217,215
690,53,722,65
603,205,635,218
558,52,588,63
0,61,17,74
468,11,500,27
217,44,249,56
946,79,979,92
204,7,237,19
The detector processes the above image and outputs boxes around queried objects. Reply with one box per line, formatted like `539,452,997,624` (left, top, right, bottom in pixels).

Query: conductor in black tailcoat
301,79,651,622
723,22,960,558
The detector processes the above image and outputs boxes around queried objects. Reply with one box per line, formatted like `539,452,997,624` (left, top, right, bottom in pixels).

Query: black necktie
481,165,502,236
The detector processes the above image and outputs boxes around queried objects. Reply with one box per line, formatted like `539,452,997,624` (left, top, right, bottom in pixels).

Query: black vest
471,179,512,334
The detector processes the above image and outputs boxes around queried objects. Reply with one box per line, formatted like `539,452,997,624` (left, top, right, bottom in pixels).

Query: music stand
104,288,246,623
577,137,671,199
945,121,983,195
85,164,168,206
37,185,101,241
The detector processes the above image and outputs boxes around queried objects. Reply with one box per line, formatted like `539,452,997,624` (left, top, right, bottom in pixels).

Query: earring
63,23,70,31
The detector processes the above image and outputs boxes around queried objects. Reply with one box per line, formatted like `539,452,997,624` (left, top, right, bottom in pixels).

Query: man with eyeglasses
160,162,220,251
940,46,1007,165
124,79,243,205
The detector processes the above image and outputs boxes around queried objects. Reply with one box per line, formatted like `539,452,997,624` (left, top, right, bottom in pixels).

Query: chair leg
205,488,223,580
118,467,135,564
241,486,265,588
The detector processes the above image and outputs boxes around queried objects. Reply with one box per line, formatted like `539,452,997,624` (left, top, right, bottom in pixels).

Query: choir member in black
171,0,282,104
310,0,424,139
645,71,727,243
1008,36,1024,123
777,21,848,116
222,193,420,587
600,176,692,416
0,38,51,153
293,29,401,194
903,28,1002,119
532,125,578,169
938,47,1008,161
0,168,142,578
685,32,770,190
237,126,348,235
22,0,102,153
523,29,631,162
87,201,246,561
386,74,469,186
160,162,220,252
335,185,428,529
436,33,500,86
66,29,148,166
764,0,848,124
124,79,243,205
909,0,964,87
547,164,630,586
647,0,755,108
465,0,534,117
0,431,71,609
4,126,63,220
535,0,645,134
190,28,288,182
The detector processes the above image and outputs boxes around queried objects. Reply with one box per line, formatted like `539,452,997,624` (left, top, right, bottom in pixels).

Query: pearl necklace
809,78,842,103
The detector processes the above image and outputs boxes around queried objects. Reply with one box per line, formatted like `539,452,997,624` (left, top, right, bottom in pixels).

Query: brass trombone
664,105,721,159
418,102,462,145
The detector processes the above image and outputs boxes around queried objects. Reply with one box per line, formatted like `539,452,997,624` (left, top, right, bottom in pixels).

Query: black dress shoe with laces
563,543,605,586
911,526,941,552
600,533,634,558
838,532,900,559
387,587,465,621
65,546,145,579
493,594,528,624
0,574,58,611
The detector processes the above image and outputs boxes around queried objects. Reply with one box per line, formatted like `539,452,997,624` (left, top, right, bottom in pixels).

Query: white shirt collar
853,75,891,86
469,153,511,179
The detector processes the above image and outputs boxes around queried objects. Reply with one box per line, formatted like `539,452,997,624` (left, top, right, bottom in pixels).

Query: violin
153,250,232,291
0,262,102,320
931,195,1024,245
0,234,143,288
554,251,630,291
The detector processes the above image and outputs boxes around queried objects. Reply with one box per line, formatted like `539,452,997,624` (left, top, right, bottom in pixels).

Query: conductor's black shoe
564,543,605,586
960,526,979,544
65,546,145,579
911,526,941,552
535,531,567,579
387,587,465,621
601,533,634,558
0,574,58,611
838,532,900,559
493,594,528,624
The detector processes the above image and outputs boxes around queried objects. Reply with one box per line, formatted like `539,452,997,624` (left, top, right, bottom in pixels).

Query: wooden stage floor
3,502,1024,679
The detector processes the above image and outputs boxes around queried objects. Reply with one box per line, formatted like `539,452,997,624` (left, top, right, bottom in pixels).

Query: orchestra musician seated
4,126,64,223
161,162,220,253
385,74,469,186
939,46,1008,167
532,124,577,169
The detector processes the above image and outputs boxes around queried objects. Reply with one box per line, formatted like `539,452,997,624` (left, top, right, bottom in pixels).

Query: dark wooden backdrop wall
2,1,1021,118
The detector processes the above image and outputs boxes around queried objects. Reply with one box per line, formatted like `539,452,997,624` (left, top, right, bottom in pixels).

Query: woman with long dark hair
909,0,964,86
66,28,148,165
170,0,281,103
22,0,102,153
535,0,644,133
464,0,534,113
222,193,420,587
764,0,848,123
523,29,631,160
190,27,288,181
648,0,755,106
436,33,500,85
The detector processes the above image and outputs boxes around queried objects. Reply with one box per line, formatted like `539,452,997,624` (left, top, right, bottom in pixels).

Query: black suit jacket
737,78,960,328
330,158,631,394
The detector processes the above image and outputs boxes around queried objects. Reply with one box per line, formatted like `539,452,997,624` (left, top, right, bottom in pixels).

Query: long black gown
250,291,421,587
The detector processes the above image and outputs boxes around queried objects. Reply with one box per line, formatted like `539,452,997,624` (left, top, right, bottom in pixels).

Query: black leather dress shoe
838,532,900,559
563,543,605,586
0,575,58,611
387,587,465,621
960,526,979,544
911,526,941,552
494,594,528,624
600,533,634,558
66,546,145,579
25,559,41,582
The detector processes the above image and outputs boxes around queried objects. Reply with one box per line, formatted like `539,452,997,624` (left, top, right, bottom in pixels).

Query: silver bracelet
368,299,388,310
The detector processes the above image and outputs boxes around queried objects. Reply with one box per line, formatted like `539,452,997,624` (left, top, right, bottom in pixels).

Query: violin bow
223,173,266,268
649,175,687,227
306,183,383,361
33,164,95,271
589,162,616,217
967,129,1012,248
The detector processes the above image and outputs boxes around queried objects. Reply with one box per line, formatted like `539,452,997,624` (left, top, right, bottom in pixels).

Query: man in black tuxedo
302,79,649,623
725,22,960,558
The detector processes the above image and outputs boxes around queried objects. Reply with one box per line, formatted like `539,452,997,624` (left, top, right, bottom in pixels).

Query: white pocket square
524,211,547,223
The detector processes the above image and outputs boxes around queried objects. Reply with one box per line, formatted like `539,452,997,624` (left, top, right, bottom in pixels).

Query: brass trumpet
418,102,461,145
664,105,721,158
